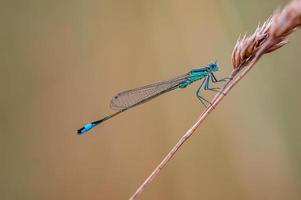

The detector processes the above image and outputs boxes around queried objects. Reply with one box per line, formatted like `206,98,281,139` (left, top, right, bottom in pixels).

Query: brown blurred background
1,0,301,199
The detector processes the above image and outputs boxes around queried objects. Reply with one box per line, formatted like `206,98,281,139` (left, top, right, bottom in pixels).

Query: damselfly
77,62,225,134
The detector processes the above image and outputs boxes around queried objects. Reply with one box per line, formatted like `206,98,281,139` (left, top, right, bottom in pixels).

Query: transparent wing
110,73,189,110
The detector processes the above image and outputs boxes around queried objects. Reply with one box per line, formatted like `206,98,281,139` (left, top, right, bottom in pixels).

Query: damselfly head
208,62,219,72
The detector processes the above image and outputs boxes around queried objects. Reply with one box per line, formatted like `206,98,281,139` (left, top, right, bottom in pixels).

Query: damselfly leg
196,74,227,107
195,77,210,107
211,73,230,83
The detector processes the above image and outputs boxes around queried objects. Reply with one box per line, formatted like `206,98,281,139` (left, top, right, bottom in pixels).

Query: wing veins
110,73,189,110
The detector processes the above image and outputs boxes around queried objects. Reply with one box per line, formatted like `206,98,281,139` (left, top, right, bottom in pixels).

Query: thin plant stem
129,51,266,200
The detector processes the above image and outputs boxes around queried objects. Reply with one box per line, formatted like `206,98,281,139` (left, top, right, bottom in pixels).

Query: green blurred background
1,0,301,199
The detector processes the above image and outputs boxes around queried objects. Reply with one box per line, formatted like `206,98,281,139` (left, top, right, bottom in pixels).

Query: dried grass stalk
129,1,301,199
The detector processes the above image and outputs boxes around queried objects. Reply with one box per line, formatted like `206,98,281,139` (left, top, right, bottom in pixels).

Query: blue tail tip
77,123,95,135
77,127,86,135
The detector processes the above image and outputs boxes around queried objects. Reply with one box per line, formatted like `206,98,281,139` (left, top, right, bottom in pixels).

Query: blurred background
1,0,301,199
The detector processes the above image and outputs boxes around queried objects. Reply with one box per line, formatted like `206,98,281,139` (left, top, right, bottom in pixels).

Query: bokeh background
1,0,301,199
